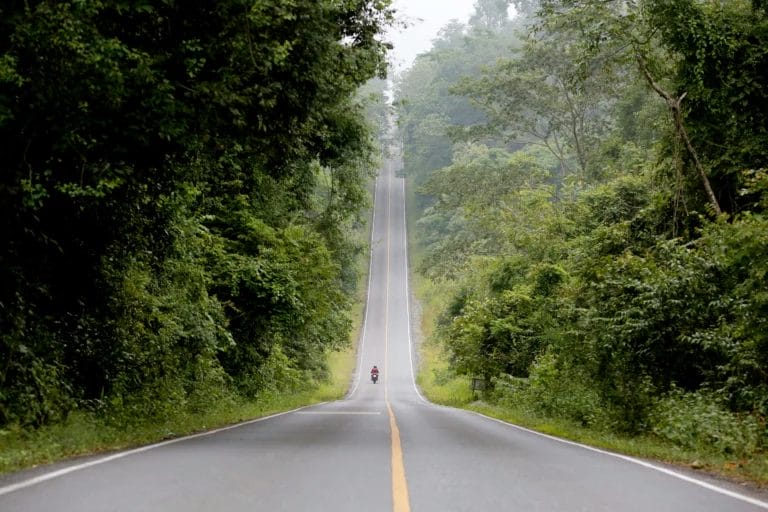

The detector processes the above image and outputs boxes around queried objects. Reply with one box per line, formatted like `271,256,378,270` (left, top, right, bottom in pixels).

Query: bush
650,389,766,457
496,351,607,428
236,344,310,399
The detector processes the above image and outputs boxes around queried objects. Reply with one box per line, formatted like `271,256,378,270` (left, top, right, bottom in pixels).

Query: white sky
387,0,479,72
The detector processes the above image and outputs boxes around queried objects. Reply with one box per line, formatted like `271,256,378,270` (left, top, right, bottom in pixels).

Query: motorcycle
371,372,379,384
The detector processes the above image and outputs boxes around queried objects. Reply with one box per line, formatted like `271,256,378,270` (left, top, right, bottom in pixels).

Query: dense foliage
0,1,391,428
399,0,768,454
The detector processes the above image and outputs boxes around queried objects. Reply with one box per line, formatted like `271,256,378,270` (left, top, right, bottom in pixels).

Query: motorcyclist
370,365,379,383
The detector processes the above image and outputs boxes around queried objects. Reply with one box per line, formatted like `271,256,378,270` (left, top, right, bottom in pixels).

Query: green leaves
1,0,391,427
401,0,768,453
644,0,768,213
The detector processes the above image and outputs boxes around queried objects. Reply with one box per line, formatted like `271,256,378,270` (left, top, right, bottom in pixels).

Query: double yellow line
382,158,411,512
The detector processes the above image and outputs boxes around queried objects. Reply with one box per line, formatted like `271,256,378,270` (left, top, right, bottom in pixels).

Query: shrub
496,351,607,428
650,389,766,457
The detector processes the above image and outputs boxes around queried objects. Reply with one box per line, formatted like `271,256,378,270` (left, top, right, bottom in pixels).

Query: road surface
1,152,767,511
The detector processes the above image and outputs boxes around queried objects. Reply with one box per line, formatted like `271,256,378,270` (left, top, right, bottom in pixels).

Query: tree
0,0,393,427
396,10,521,222
456,12,625,186
403,0,768,452
538,0,768,215
470,0,512,31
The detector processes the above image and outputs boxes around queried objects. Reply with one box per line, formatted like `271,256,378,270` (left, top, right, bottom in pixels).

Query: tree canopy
0,0,392,427
398,0,768,452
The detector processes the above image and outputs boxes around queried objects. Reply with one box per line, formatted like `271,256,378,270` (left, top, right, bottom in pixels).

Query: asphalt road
2,153,768,511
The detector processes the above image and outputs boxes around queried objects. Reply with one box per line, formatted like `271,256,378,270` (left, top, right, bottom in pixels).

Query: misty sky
387,0,478,72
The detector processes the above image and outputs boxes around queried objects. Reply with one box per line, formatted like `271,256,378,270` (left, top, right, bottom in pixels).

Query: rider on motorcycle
370,365,379,383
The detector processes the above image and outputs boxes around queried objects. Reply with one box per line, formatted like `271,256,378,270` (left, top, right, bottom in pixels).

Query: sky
387,0,479,72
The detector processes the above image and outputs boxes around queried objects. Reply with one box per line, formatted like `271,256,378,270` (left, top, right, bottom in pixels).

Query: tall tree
470,0,512,31
0,0,392,426
538,0,768,215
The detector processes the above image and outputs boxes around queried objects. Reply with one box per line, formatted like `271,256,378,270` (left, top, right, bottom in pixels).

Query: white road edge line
0,402,326,498
296,411,381,415
347,177,378,399
473,411,768,510
401,176,427,404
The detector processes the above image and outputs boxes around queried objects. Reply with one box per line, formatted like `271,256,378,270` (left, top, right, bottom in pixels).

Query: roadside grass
417,341,473,407
314,346,357,402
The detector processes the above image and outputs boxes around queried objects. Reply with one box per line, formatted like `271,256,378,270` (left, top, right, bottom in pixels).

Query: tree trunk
636,54,723,215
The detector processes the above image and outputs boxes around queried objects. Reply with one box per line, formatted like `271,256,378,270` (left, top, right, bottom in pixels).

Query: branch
636,54,722,215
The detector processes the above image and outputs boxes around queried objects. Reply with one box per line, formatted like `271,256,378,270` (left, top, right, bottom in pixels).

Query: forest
0,1,391,431
398,0,768,458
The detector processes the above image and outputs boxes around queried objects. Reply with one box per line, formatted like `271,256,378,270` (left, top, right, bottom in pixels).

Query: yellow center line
384,158,411,512
388,402,410,512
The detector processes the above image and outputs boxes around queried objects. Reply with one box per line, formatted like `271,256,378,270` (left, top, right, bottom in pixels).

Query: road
1,152,767,511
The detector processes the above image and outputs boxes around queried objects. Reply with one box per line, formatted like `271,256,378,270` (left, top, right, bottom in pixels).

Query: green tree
470,0,512,31
0,0,392,427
